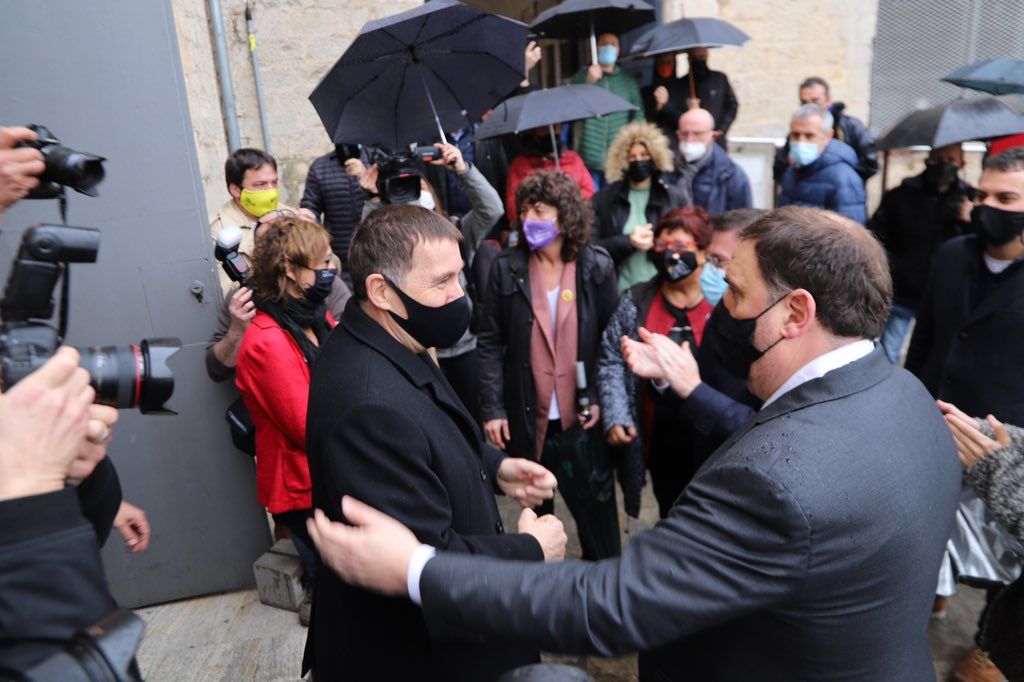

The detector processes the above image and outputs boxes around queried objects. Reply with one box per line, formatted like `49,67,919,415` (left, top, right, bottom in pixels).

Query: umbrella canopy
310,0,527,151
877,96,1024,151
476,83,638,139
943,57,1024,96
626,16,750,58
531,0,655,63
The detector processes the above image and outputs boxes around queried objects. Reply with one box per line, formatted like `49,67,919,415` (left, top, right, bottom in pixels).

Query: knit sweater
570,67,643,173
966,421,1024,545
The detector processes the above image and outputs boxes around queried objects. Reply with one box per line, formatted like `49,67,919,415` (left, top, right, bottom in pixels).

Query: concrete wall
171,0,419,219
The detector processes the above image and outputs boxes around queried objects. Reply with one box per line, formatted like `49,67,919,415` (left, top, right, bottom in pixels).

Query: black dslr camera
1,125,178,413
0,225,179,413
15,124,106,199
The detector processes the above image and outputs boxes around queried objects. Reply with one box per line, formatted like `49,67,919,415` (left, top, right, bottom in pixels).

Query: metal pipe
208,0,241,152
246,2,272,155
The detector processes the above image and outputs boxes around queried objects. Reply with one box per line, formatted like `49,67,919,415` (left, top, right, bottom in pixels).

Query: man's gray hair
792,103,834,135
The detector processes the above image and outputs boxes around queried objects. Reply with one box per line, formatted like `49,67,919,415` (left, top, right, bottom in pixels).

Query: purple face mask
522,219,559,250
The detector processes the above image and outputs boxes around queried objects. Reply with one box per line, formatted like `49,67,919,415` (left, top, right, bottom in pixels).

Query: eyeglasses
706,254,729,268
652,239,698,255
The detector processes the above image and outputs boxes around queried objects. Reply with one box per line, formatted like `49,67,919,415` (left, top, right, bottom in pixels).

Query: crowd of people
4,17,1024,682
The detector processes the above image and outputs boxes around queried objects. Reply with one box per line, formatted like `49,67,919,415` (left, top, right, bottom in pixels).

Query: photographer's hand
0,347,96,501
68,403,119,484
431,143,467,174
0,126,46,218
211,287,255,369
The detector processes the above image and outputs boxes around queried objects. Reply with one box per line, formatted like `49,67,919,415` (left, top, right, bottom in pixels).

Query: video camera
0,125,179,413
375,151,423,205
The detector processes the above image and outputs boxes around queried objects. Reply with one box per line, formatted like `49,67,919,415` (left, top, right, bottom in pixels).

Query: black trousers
272,509,316,582
438,349,480,424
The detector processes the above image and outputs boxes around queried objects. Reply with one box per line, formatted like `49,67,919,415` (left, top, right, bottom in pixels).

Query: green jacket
570,67,643,173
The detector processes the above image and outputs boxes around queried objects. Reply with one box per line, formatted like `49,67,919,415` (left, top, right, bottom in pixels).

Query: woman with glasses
596,206,718,518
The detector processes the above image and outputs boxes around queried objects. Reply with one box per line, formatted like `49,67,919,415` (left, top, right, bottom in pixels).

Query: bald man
675,108,751,214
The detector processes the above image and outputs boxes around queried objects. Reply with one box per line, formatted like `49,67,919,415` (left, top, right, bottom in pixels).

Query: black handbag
225,396,256,458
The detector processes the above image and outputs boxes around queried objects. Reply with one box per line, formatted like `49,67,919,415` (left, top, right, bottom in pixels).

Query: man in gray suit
305,206,962,681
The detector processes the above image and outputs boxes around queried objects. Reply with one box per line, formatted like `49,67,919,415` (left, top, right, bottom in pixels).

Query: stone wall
172,0,882,218
171,0,419,219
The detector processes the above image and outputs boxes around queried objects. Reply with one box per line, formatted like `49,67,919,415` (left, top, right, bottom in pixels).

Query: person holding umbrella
570,32,643,191
506,124,595,222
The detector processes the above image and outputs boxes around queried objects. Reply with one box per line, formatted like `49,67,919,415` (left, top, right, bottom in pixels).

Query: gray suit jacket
421,347,961,681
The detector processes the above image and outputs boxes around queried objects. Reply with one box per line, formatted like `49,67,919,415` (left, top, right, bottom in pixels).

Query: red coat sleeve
236,328,311,450
506,157,529,222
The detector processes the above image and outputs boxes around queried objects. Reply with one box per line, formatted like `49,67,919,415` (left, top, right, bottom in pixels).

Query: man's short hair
792,103,834,135
225,148,276,189
711,208,766,233
983,147,1024,173
799,76,830,95
348,204,462,300
741,206,892,339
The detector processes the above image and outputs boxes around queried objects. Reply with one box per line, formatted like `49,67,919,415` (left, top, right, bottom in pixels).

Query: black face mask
712,296,787,379
923,162,959,190
972,204,1024,247
385,277,471,349
649,248,697,283
627,159,655,183
302,268,336,304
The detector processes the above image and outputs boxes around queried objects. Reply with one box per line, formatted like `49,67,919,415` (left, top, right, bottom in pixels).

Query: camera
15,124,106,199
214,225,249,286
375,152,422,205
335,143,362,163
0,224,179,414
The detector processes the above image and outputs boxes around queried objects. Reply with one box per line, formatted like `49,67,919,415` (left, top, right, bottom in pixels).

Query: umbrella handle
418,66,449,146
590,15,598,66
549,124,561,172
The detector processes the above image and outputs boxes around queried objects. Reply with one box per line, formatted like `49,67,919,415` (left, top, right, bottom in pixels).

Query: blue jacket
691,144,753,214
779,139,867,224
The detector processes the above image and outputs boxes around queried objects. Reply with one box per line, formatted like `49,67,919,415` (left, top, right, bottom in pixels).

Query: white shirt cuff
407,544,436,606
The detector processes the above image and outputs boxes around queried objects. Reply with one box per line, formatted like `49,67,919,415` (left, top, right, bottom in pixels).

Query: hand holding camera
0,347,104,501
428,142,467,174
0,127,46,216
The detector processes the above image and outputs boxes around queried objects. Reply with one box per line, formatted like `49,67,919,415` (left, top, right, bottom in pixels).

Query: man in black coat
870,143,973,363
905,148,1024,681
301,145,365,278
643,49,738,149
773,76,878,183
306,206,961,682
303,204,565,682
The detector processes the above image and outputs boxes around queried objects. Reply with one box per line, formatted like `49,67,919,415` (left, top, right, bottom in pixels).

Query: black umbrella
625,17,749,104
943,57,1024,96
877,96,1024,151
309,0,527,151
530,0,656,65
475,83,638,170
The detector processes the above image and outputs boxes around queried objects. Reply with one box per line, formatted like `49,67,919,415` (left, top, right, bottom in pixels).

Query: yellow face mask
239,187,280,217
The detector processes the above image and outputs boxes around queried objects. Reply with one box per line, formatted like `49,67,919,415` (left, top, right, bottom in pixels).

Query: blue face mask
700,263,728,306
597,45,618,67
790,141,822,167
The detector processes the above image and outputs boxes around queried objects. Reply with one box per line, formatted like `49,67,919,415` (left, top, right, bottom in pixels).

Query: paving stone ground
136,481,988,681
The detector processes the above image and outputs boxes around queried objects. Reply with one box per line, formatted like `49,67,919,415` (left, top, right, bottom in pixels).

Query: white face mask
681,140,708,163
414,189,436,211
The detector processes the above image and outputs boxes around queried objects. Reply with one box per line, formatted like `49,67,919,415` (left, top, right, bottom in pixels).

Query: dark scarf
256,295,332,366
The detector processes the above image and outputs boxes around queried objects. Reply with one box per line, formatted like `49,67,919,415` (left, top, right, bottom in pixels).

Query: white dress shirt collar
761,339,875,409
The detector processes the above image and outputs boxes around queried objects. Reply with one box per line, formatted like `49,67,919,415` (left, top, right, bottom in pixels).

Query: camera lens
79,338,179,414
43,146,106,197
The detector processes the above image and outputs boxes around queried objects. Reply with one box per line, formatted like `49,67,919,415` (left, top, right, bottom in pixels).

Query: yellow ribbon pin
561,289,574,303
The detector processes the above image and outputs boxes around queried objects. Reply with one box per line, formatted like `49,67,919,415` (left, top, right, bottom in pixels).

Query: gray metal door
0,0,271,607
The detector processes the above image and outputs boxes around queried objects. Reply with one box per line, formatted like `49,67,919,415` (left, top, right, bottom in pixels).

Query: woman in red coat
236,217,336,600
